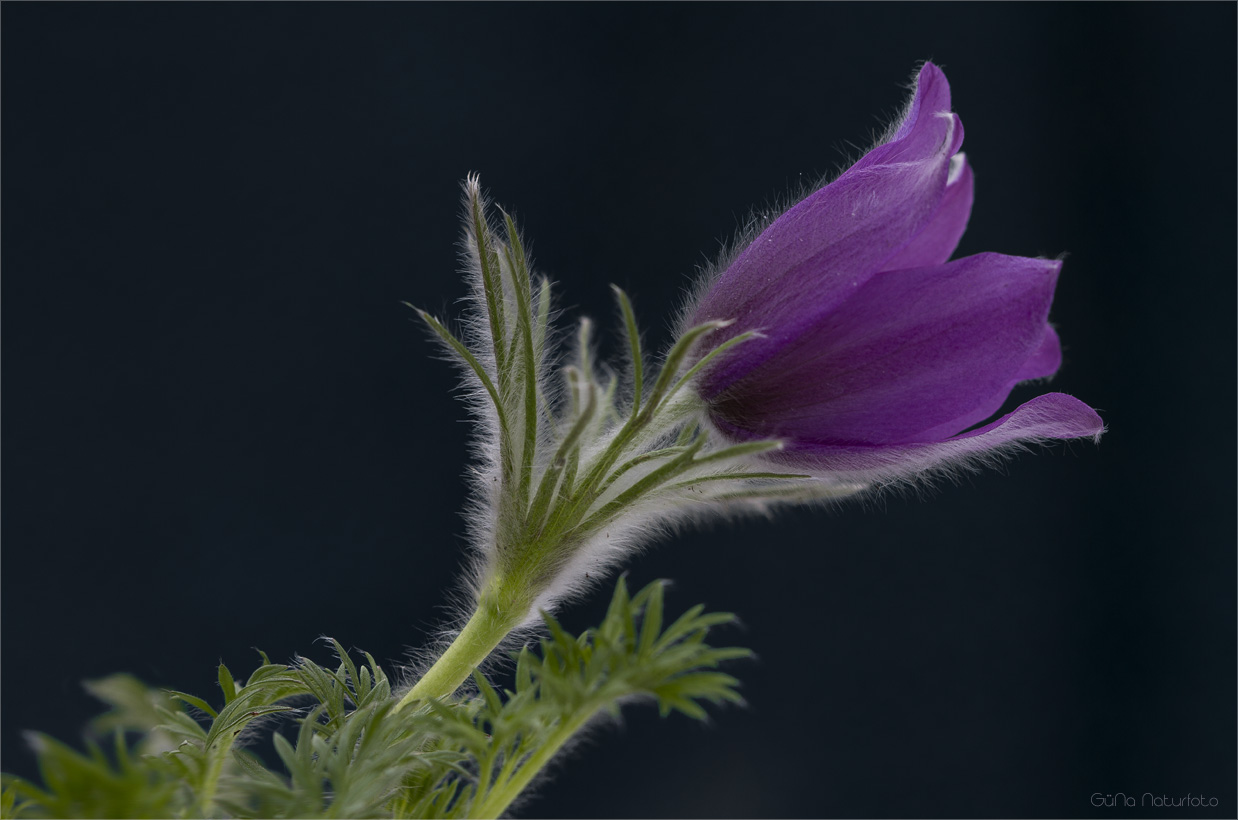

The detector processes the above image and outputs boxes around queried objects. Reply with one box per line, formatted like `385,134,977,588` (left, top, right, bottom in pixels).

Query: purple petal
692,63,965,392
915,323,1062,441
1014,324,1062,381
705,253,1063,446
769,393,1104,481
881,153,974,270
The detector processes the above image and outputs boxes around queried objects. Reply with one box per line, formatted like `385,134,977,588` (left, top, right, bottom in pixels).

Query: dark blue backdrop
3,3,1235,817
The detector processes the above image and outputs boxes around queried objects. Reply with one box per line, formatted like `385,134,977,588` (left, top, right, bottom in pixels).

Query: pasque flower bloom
688,62,1103,482
400,64,1105,709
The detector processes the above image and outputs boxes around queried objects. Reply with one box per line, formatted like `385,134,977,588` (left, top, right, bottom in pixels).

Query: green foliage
405,578,750,818
1,732,182,819
1,580,747,819
412,182,820,655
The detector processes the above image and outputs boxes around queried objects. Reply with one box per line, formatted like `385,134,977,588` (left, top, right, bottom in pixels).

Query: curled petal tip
1037,392,1106,443
959,393,1105,445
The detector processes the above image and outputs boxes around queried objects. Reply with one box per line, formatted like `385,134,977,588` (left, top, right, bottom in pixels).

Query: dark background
3,3,1234,818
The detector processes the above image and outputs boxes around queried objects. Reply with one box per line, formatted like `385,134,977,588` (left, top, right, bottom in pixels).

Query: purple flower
689,63,1102,481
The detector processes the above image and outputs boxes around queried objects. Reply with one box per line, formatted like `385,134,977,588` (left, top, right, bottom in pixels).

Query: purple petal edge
882,153,974,271
768,393,1104,482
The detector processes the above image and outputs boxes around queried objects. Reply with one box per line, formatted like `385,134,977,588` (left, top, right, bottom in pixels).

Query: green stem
468,708,598,819
394,590,522,711
198,741,228,817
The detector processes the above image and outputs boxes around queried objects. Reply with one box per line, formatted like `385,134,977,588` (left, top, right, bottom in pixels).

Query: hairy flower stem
394,583,524,710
